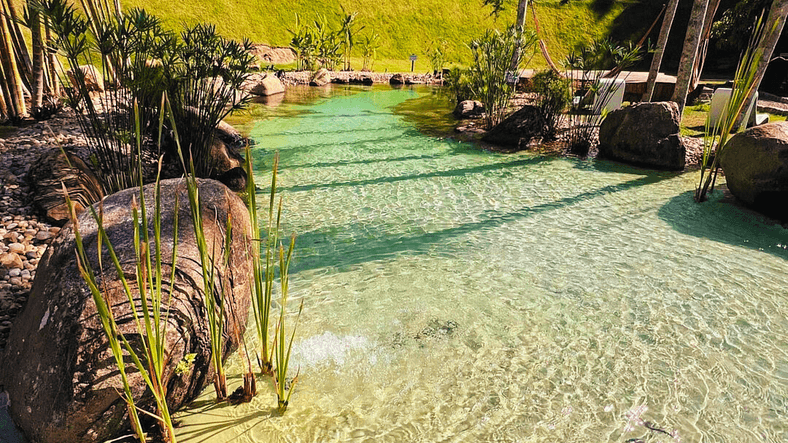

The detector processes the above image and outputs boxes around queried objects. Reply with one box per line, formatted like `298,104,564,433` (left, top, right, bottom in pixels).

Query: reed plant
466,25,537,128
563,38,643,156
246,148,279,376
695,16,767,202
272,233,302,414
65,101,179,442
166,96,230,401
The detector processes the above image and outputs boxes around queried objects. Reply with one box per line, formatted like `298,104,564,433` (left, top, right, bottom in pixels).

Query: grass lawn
681,103,787,138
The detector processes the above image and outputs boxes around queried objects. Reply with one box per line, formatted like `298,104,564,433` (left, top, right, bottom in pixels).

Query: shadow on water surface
279,155,549,193
658,190,788,260
292,170,672,273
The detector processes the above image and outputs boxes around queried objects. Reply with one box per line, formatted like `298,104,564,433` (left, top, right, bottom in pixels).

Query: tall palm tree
643,0,679,102
672,0,711,116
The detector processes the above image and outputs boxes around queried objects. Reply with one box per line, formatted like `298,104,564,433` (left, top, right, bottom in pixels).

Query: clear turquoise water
177,86,788,442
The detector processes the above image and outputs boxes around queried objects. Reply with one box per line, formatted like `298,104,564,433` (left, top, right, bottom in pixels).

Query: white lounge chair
708,87,769,131
593,78,626,115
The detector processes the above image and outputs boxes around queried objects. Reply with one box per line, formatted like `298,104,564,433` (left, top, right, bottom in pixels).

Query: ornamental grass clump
66,101,179,443
245,148,302,413
695,16,767,202
273,233,302,414
563,38,643,156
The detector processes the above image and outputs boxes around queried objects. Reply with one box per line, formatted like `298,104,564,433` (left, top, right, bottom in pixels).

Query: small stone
25,229,37,237
49,227,61,235
25,251,38,260
9,277,22,286
20,270,30,279
8,268,20,277
8,243,24,254
35,231,51,241
1,253,23,269
4,232,18,242
6,222,17,230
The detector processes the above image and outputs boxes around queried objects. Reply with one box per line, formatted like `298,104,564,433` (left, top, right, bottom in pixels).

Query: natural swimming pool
178,85,788,442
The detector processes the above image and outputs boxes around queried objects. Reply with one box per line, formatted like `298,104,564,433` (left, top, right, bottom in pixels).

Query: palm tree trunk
3,0,32,92
0,62,10,119
671,0,711,117
0,0,26,117
691,0,722,91
739,0,788,125
44,17,60,97
643,0,680,102
509,0,529,73
29,0,44,109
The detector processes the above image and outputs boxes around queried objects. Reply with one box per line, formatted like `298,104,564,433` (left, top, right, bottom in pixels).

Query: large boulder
66,65,104,92
250,44,297,67
482,105,547,149
0,178,253,443
389,73,405,85
453,100,485,119
27,150,103,225
310,68,331,87
209,137,247,191
598,101,686,170
719,121,788,219
246,73,285,96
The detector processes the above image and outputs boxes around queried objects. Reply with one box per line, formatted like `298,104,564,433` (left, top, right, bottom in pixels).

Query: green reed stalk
66,102,179,442
247,147,281,376
166,93,228,400
273,233,302,414
695,16,768,202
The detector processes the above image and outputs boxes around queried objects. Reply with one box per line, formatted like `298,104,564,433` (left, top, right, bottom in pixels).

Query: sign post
409,54,417,72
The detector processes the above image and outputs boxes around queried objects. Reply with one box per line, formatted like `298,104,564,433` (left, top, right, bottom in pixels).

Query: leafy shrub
40,1,253,194
531,69,571,139
467,25,537,128
444,67,474,103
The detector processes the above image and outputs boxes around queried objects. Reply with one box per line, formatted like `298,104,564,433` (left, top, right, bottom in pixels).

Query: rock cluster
0,116,81,348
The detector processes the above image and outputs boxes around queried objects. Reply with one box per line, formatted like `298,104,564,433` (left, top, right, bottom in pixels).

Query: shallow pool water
177,86,788,442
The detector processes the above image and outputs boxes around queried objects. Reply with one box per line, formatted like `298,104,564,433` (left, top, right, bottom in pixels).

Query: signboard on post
410,54,417,72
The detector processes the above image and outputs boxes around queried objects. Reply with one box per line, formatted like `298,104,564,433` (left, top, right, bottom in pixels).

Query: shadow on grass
658,190,788,260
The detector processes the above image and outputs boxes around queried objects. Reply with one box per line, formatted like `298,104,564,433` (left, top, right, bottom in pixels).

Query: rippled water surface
178,86,788,442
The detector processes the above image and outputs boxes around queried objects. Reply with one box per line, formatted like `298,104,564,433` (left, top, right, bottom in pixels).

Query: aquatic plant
563,38,643,156
531,69,571,139
695,15,768,202
167,96,230,400
66,101,179,443
467,25,537,128
272,233,302,414
40,1,252,192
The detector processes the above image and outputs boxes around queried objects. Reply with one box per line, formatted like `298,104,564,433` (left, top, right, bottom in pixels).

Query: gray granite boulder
720,121,788,220
598,101,686,170
0,178,253,443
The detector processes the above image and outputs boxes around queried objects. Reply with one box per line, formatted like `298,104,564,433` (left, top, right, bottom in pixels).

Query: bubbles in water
291,331,372,369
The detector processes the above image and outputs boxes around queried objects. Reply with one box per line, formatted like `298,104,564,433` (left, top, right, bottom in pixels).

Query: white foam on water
291,331,372,369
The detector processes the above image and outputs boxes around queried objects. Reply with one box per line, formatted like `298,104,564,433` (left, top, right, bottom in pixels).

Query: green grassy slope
123,0,644,70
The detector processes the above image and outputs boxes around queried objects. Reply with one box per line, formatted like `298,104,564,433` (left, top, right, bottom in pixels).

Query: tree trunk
29,0,45,109
691,0,722,90
3,0,32,92
740,0,788,123
0,62,9,119
643,0,680,102
671,0,711,117
509,0,529,73
0,0,26,117
44,18,60,97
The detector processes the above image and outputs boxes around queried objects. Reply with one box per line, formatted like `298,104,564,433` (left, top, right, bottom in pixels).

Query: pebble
0,111,71,348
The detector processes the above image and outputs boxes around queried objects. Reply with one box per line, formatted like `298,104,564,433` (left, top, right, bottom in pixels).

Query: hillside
122,0,651,71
